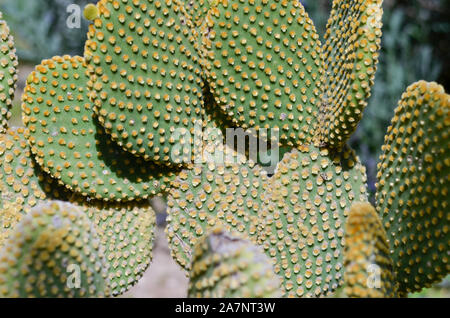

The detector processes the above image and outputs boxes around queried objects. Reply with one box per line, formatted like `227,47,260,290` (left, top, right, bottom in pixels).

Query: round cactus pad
0,14,18,133
22,55,177,201
188,227,282,298
85,0,205,165
0,128,67,248
0,128,157,296
376,81,449,293
344,202,398,298
0,201,110,297
166,143,269,271
319,0,383,149
258,145,368,297
81,199,156,296
200,0,323,147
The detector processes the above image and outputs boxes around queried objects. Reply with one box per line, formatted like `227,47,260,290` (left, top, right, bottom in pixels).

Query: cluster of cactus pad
0,0,448,298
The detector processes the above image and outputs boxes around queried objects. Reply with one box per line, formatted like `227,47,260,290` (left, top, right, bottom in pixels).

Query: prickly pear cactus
81,199,156,296
0,201,110,297
199,0,323,147
166,142,269,271
83,3,100,21
319,0,383,149
0,0,446,300
0,128,64,248
258,145,368,297
22,55,177,201
188,227,282,298
0,13,18,134
343,202,398,298
183,0,210,28
0,128,156,296
376,81,449,294
85,0,205,165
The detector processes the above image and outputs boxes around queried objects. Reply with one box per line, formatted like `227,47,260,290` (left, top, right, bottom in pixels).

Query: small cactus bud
83,3,99,21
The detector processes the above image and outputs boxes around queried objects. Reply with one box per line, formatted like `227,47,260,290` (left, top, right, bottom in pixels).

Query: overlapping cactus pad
0,201,110,297
0,129,156,296
166,142,268,271
0,128,64,248
258,145,368,297
22,55,177,201
343,202,398,298
188,227,282,298
376,81,449,293
0,13,18,133
85,0,205,165
0,0,447,299
81,199,156,296
320,0,382,150
200,0,323,146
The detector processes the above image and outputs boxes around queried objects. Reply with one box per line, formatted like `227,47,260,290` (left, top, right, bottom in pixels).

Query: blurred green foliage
0,0,96,63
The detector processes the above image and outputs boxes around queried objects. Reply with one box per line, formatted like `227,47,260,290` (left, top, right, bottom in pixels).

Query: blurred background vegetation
0,0,94,62
0,0,448,297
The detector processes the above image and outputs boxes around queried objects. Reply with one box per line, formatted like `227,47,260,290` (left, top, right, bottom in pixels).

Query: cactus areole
0,0,447,298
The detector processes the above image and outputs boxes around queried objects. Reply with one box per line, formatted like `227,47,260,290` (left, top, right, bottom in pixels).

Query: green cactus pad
0,201,110,297
0,13,18,133
80,199,156,296
258,145,368,297
376,81,449,293
344,202,398,298
0,128,65,248
319,0,383,150
0,129,157,296
85,0,205,165
188,226,282,297
200,0,323,147
166,143,269,272
183,0,210,28
22,55,178,201
202,88,285,172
